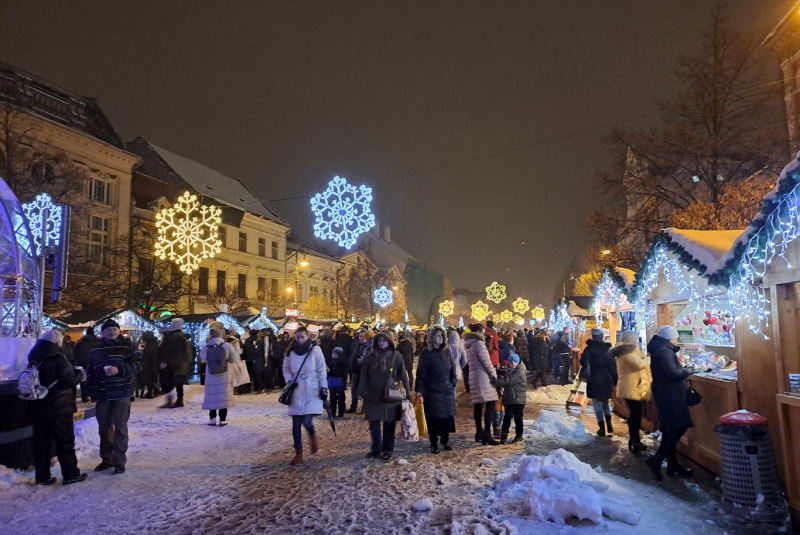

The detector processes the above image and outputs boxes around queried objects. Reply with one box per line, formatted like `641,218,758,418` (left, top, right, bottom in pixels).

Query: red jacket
486,329,500,366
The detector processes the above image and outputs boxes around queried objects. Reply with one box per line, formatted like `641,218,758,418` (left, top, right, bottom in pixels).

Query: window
32,162,56,184
88,215,109,265
216,270,226,297
271,241,278,259
323,288,328,298
238,232,247,253
198,267,209,296
257,277,266,299
219,226,227,248
170,264,182,289
310,285,319,298
258,238,266,257
138,257,153,289
89,178,111,204
238,273,247,298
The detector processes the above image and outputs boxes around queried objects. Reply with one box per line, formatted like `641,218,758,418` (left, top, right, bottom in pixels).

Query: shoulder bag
278,349,312,406
384,353,407,402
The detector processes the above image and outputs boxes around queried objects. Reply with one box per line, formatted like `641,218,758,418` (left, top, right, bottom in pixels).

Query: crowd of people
24,316,695,483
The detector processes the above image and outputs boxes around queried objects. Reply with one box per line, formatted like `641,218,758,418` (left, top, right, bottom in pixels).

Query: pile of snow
73,417,100,460
523,410,592,445
0,465,31,487
491,448,640,526
412,498,433,512
526,385,570,405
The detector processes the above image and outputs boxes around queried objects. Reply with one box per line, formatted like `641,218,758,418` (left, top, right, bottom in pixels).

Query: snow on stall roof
150,144,287,225
567,300,591,317
614,267,635,290
665,228,745,274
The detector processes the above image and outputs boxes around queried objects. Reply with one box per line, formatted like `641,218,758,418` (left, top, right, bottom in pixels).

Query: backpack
18,363,58,400
206,343,228,375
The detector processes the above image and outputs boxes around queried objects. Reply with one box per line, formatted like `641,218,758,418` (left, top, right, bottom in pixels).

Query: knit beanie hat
333,347,343,357
101,319,120,331
591,328,604,341
659,325,680,340
509,354,520,365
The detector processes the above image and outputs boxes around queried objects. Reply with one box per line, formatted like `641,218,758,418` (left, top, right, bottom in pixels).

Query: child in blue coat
327,347,348,418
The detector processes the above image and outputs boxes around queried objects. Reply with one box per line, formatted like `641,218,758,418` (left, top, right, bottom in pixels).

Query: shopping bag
413,397,428,437
400,400,419,442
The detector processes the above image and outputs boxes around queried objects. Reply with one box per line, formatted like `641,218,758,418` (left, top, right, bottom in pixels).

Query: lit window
257,277,266,299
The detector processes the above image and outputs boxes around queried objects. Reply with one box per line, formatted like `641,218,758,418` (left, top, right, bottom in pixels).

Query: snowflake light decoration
500,310,513,323
485,281,507,304
154,192,222,275
373,285,394,308
513,314,524,325
22,193,62,256
471,300,489,321
492,313,502,324
512,297,530,315
531,306,545,322
439,300,454,317
311,175,376,249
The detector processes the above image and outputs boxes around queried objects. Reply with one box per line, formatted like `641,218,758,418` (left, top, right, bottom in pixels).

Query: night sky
1,1,792,305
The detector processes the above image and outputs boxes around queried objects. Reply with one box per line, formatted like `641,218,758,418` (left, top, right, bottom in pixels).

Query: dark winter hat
85,326,95,336
591,328,604,341
101,319,120,331
333,347,343,356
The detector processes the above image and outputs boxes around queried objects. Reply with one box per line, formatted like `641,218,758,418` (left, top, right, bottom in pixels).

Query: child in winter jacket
496,354,527,443
327,347,348,418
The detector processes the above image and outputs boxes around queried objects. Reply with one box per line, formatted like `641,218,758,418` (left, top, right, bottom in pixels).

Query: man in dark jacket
137,331,159,398
397,333,415,390
86,319,141,474
647,325,694,480
335,327,353,382
528,330,550,387
27,330,87,485
271,333,288,389
319,328,335,368
72,326,98,402
346,330,368,413
554,332,573,385
580,329,617,436
157,318,190,408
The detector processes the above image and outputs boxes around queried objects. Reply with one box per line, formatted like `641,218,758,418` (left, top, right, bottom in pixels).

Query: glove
322,399,330,410
320,387,329,399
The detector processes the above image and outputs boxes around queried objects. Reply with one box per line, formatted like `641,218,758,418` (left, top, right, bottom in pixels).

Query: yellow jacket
609,343,651,401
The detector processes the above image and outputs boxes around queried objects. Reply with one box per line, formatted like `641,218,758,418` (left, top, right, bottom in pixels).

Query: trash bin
714,410,787,522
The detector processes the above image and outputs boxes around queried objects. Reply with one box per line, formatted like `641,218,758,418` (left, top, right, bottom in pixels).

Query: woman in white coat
282,327,327,465
200,329,237,426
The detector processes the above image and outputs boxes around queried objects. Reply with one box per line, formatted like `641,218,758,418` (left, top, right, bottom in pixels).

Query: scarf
292,338,313,356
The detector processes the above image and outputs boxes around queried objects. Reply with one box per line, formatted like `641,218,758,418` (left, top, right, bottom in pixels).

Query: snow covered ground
0,385,789,534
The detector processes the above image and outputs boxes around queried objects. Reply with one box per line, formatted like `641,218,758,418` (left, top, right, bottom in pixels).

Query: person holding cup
86,319,141,474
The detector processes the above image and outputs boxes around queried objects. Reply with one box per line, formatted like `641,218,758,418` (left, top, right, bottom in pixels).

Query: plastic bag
400,400,419,442
413,397,428,437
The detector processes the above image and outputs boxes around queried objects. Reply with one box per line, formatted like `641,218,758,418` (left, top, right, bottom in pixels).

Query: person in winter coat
346,330,371,413
243,329,260,388
498,333,515,364
580,329,617,436
200,329,237,426
157,318,190,408
464,324,499,446
611,330,651,451
397,333,415,390
496,354,527,444
26,330,87,485
515,331,529,371
137,331,159,399
283,327,327,465
485,321,500,366
86,320,141,474
319,328,335,368
528,330,550,387
448,330,467,394
356,331,411,460
253,332,269,393
647,326,694,480
416,326,457,454
271,333,288,389
555,332,573,385
327,347,348,418
72,327,98,402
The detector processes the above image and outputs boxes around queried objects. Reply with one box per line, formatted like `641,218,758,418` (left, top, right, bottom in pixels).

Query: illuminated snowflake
513,314,524,325
485,281,507,304
439,300,454,316
373,285,394,307
492,313,502,324
471,301,489,322
22,193,62,255
512,297,530,315
154,192,222,275
531,306,545,322
500,310,513,323
311,175,376,249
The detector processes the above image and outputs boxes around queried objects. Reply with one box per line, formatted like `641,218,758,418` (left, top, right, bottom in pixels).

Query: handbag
278,348,312,406
384,353,407,402
686,386,702,407
578,360,591,382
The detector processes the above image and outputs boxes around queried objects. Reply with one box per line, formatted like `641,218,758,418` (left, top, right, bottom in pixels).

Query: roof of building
148,143,288,226
0,64,125,149
664,228,745,276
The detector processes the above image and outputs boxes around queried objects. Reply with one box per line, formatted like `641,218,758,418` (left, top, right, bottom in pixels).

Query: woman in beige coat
609,330,651,451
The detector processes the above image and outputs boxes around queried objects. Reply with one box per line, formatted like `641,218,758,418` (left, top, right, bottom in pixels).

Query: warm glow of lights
299,258,309,267
439,300,454,317
286,287,294,293
154,192,222,274
485,281,507,304
531,306,545,322
471,301,489,321
512,297,530,315
513,314,524,325
500,310,513,323
601,249,611,255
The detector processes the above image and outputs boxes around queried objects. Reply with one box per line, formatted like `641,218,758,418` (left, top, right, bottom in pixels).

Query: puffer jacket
463,332,498,404
528,333,550,371
610,343,651,401
200,337,237,410
498,340,515,364
648,335,693,429
26,340,83,416
282,344,327,416
415,346,457,420
357,333,411,422
580,339,617,400
495,361,527,405
485,329,500,366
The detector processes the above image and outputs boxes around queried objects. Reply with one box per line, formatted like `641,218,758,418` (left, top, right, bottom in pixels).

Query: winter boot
63,473,88,485
646,453,665,481
290,448,304,465
604,414,614,434
94,461,113,472
442,437,452,451
475,426,483,442
160,394,174,409
172,397,185,408
482,431,499,446
512,435,524,444
430,440,440,454
666,452,692,477
310,435,319,455
500,431,509,445
596,420,606,437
